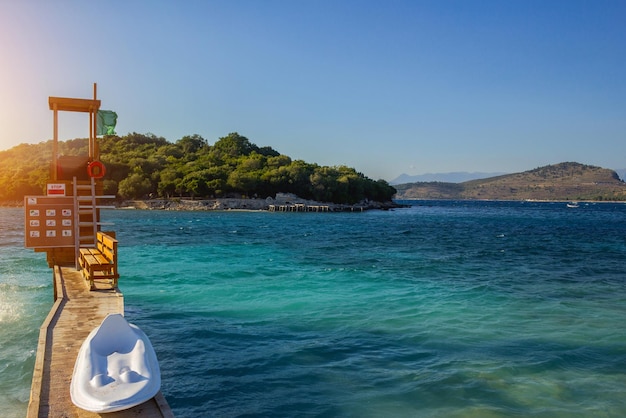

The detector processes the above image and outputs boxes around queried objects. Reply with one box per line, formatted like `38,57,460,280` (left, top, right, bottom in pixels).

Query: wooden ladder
73,177,115,268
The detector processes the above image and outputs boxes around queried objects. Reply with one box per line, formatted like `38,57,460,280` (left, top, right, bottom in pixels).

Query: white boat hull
70,313,161,413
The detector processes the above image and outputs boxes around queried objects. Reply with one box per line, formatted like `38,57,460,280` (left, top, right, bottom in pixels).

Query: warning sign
24,196,75,248
47,183,66,196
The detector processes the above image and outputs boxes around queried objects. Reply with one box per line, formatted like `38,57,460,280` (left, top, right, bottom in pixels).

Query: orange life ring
87,161,106,179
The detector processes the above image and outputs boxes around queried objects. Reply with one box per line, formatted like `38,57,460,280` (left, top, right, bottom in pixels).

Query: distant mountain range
390,171,507,185
393,162,626,201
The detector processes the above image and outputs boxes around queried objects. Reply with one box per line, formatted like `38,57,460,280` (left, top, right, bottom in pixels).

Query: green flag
96,110,117,135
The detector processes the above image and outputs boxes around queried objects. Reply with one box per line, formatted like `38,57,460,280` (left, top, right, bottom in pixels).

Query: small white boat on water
70,313,161,413
567,202,580,208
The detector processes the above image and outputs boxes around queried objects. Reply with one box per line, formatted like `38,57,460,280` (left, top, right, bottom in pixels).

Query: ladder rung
77,195,115,200
79,222,94,227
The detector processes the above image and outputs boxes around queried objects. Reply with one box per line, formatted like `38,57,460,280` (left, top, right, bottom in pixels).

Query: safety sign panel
24,196,75,248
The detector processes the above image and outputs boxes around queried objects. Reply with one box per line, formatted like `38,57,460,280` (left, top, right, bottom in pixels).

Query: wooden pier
27,266,174,417
25,85,174,416
268,203,331,212
268,203,367,212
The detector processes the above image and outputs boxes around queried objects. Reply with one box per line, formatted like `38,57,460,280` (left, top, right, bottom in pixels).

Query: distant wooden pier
268,203,331,212
27,266,173,417
268,203,366,212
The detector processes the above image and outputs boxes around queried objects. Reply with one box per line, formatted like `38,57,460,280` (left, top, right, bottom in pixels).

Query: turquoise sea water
2,201,626,417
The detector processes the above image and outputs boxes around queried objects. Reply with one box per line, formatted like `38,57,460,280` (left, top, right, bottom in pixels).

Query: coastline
117,197,401,211
5,197,624,211
4,197,623,210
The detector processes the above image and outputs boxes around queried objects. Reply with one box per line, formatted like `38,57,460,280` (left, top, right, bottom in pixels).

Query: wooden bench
79,231,119,290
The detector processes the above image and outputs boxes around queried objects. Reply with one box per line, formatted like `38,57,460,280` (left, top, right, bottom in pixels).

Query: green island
0,132,396,208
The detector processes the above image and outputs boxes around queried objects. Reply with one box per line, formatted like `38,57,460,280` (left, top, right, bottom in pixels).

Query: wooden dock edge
27,265,66,418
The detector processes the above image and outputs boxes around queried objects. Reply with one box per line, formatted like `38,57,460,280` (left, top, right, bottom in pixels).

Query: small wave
0,303,22,324
0,287,23,324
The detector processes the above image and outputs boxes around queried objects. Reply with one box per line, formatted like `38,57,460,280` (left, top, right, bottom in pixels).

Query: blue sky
1,0,624,181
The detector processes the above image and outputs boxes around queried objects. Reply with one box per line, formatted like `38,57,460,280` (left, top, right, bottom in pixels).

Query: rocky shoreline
118,196,400,212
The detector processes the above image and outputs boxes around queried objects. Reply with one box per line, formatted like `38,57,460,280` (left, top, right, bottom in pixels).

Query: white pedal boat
70,313,161,413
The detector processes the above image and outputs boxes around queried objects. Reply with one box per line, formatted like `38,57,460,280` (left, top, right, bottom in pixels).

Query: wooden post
93,83,98,160
88,108,93,159
52,102,58,181
89,83,98,160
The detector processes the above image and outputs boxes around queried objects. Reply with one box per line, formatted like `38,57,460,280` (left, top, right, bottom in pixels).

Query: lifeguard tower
24,83,118,289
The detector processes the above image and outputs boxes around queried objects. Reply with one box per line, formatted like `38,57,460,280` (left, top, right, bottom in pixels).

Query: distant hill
394,162,626,201
390,171,507,185
615,169,626,182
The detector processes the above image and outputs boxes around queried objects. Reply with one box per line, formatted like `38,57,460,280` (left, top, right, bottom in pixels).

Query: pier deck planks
28,266,174,417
